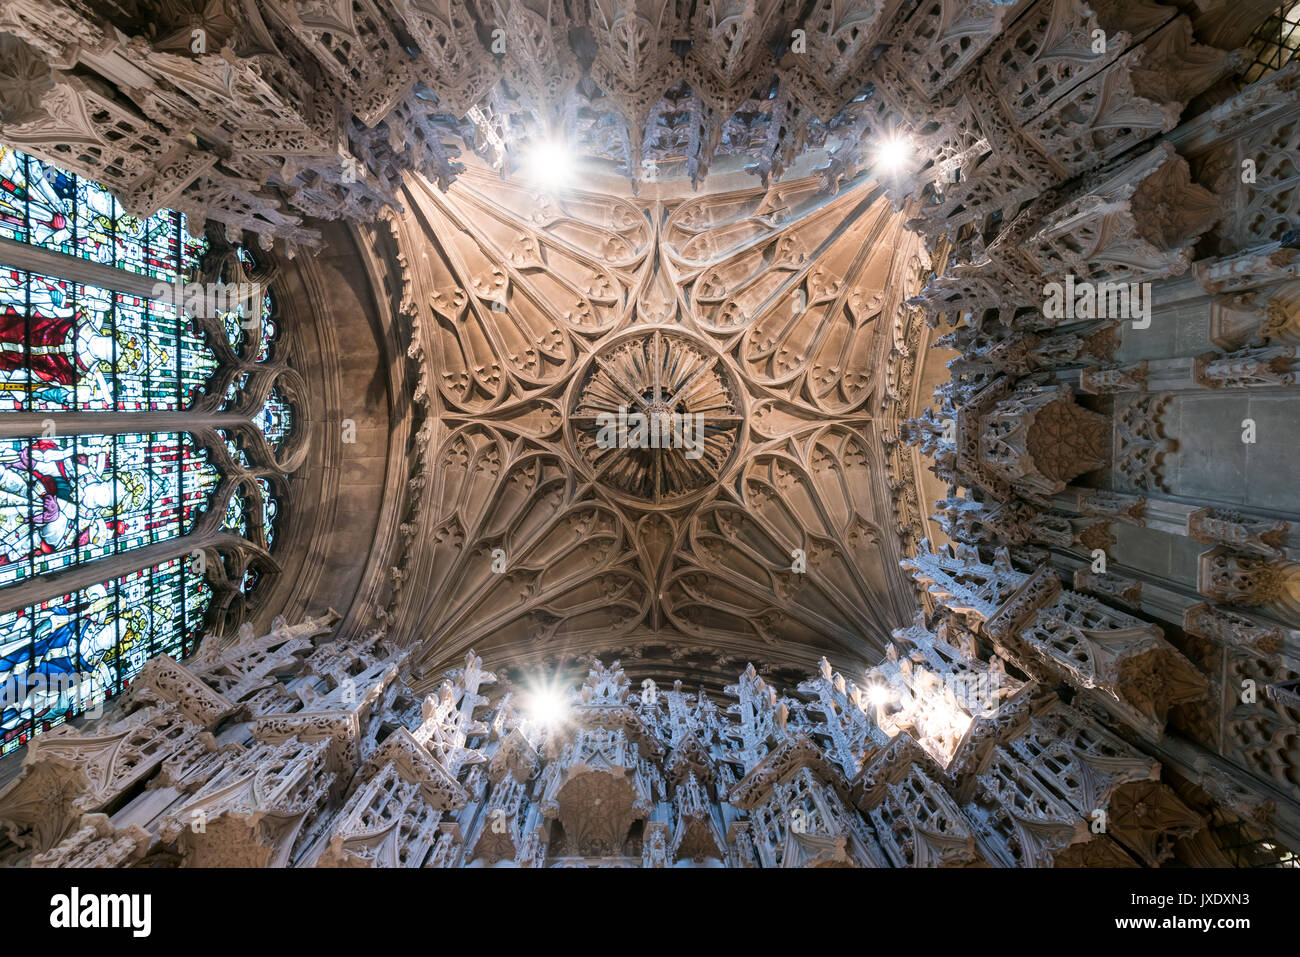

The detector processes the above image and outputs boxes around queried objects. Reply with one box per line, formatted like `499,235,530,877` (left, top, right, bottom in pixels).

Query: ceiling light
866,683,892,708
526,687,569,728
522,138,574,191
875,136,911,174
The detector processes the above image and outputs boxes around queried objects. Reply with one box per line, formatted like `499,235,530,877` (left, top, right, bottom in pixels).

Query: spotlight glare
523,139,574,190
527,688,568,728
875,136,910,174
866,683,892,708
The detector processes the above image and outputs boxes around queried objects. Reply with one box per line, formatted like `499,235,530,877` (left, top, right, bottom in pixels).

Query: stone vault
375,169,931,686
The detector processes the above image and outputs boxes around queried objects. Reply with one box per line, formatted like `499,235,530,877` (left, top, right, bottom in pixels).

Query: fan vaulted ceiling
377,169,930,685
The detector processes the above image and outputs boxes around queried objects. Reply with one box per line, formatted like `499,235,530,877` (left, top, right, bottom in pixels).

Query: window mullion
0,411,250,441
0,235,163,302
0,527,236,619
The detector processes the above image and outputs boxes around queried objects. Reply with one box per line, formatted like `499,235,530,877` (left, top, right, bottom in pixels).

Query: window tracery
0,145,301,755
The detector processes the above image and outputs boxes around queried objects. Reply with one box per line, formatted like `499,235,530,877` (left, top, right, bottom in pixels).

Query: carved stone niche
1103,779,1206,868
1113,393,1177,494
1188,508,1290,559
29,813,152,869
543,739,650,858
1182,602,1284,655
976,380,1110,500
1073,568,1143,607
1079,361,1149,395
1210,284,1300,351
1193,346,1300,389
1197,546,1292,607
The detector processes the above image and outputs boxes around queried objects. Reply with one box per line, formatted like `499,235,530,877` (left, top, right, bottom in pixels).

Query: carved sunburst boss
568,328,743,506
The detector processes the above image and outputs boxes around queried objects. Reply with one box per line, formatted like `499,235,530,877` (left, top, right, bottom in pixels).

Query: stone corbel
1072,488,1148,526
1197,545,1291,607
1073,568,1143,608
1080,360,1149,394
1188,508,1289,559
1194,242,1300,296
1193,346,1299,389
1183,601,1284,655
29,813,152,868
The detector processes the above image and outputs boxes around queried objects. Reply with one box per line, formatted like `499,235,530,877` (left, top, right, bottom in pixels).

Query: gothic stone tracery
2,0,1300,870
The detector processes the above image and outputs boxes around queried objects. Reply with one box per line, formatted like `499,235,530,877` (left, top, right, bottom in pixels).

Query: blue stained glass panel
74,579,118,704
256,388,292,452
0,149,296,754
26,155,75,255
0,606,32,755
30,588,80,735
1,556,214,751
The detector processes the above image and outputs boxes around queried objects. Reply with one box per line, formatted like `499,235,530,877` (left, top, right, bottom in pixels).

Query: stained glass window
182,436,220,534
222,484,248,537
0,147,200,278
0,267,216,412
222,372,248,410
1,146,293,755
0,431,214,583
29,155,75,256
254,291,277,362
0,148,27,243
257,388,293,452
259,478,279,549
218,429,250,469
222,305,247,353
0,558,210,754
0,267,27,411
